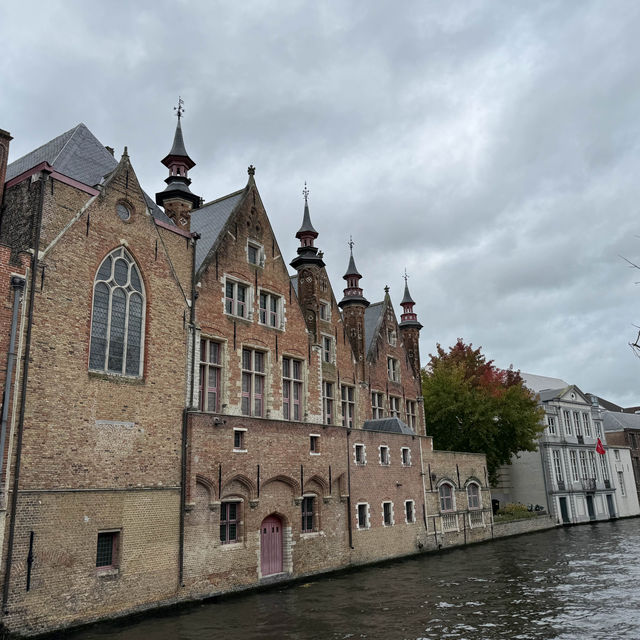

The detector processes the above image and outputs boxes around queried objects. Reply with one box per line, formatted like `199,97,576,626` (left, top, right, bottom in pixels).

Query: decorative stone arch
303,474,330,500
221,473,258,502
261,474,301,498
436,478,457,513
436,476,458,490
195,474,217,501
334,472,348,500
463,475,482,489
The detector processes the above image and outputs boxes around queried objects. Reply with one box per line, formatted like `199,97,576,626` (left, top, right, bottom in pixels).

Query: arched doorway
260,514,283,576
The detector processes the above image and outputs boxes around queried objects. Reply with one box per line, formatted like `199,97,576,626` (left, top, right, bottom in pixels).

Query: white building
493,374,619,524
607,445,640,518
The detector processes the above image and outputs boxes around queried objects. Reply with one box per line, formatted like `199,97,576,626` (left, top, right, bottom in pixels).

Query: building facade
0,119,493,636
602,409,640,508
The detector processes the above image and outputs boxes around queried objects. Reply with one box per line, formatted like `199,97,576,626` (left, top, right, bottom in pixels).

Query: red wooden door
260,515,283,576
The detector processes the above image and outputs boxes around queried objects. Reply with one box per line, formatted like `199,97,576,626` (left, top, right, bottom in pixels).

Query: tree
421,339,545,484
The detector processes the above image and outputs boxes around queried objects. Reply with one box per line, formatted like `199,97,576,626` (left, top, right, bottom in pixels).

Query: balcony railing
604,479,611,489
577,435,585,444
468,510,485,529
557,480,566,491
582,478,596,491
441,513,458,533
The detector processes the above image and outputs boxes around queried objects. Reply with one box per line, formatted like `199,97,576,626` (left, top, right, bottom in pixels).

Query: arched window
439,482,454,512
89,247,145,376
467,482,481,510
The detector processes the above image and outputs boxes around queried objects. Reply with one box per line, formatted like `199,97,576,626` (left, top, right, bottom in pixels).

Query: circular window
117,204,131,221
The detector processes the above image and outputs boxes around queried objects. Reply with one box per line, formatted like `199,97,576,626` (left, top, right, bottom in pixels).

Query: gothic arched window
89,247,145,377
438,482,455,512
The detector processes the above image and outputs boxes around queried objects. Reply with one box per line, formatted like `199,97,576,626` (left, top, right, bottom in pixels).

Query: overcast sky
2,1,640,405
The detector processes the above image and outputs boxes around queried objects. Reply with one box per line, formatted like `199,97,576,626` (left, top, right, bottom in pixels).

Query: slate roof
364,301,384,353
538,388,568,402
166,120,189,159
520,372,569,394
401,282,415,305
6,123,173,225
296,201,317,236
362,417,415,435
343,253,361,278
191,189,245,272
290,274,298,295
602,410,640,432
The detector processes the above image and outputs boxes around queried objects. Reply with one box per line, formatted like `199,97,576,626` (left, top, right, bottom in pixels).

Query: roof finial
403,268,409,285
248,165,255,176
174,96,184,121
303,181,309,204
348,235,354,255
384,285,390,294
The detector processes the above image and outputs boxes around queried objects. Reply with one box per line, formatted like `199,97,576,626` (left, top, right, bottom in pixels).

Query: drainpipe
418,436,428,539
346,428,353,549
3,169,50,612
0,277,25,486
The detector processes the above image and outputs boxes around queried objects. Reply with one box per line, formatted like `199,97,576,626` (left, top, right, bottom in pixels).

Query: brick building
0,116,492,636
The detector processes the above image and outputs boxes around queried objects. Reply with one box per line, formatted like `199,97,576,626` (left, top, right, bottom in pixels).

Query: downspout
346,427,353,549
179,232,199,588
418,436,428,541
3,169,50,611
0,277,25,486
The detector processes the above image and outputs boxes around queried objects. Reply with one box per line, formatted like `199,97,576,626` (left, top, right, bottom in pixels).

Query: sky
2,1,640,405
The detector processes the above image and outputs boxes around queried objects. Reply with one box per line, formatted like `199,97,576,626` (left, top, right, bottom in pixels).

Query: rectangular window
588,451,598,479
582,413,592,437
552,450,563,483
199,338,222,412
282,357,302,420
380,445,390,465
574,412,582,435
564,410,572,435
233,429,246,451
372,392,384,419
406,400,416,429
323,381,334,425
579,450,588,478
341,385,355,428
322,336,334,363
302,496,314,532
600,454,610,480
387,328,397,346
614,449,620,461
357,503,369,529
310,435,320,454
618,471,626,496
96,531,119,569
405,500,415,523
319,301,330,321
595,422,602,437
355,443,365,465
220,502,239,543
547,416,556,435
241,349,265,417
387,357,400,382
247,242,262,266
383,501,393,526
401,447,411,466
225,280,248,318
389,397,400,418
569,450,579,482
259,291,281,328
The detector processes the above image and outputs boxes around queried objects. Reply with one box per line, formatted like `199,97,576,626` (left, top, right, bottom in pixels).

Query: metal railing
582,478,596,491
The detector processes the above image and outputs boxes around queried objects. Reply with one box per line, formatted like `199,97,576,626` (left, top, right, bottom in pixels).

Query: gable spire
290,182,324,270
338,237,369,309
399,269,421,328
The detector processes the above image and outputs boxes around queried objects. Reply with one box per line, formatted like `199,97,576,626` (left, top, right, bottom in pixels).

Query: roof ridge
51,123,84,167
199,188,245,208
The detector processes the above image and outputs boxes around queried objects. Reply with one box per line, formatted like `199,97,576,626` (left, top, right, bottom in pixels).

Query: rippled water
76,519,640,640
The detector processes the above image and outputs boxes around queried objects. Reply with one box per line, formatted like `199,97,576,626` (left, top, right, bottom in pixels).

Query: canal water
76,518,640,640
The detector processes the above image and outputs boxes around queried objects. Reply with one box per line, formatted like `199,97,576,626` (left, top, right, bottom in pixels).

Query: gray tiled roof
362,417,415,435
401,282,415,305
6,123,173,225
191,189,245,272
364,301,384,353
602,410,640,432
296,201,317,235
521,372,569,393
290,274,298,295
538,388,567,402
343,252,361,278
166,120,189,159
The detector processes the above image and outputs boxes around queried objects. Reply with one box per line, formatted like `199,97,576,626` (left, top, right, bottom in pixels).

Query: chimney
0,128,12,206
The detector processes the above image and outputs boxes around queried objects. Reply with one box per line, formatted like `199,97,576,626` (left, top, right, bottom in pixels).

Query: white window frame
241,348,266,417
552,449,563,484
282,356,303,421
354,443,366,465
387,357,400,382
569,450,579,482
247,240,264,267
563,410,572,435
372,392,384,419
547,415,556,435
356,502,370,530
406,400,416,429
341,384,355,428
467,482,482,509
438,482,455,512
582,413,592,437
322,381,334,425
322,335,335,364
404,499,416,524
309,434,321,455
233,427,247,453
379,445,390,466
319,300,331,322
387,328,397,346
382,501,394,526
224,278,250,319
401,447,411,467
389,396,401,418
258,290,283,329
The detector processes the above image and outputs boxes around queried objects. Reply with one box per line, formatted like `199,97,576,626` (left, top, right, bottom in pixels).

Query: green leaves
422,339,544,484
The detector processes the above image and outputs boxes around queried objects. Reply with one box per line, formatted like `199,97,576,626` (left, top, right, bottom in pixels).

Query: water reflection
78,519,640,640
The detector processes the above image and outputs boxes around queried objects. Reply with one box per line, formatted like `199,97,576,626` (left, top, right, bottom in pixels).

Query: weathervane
174,96,184,121
403,268,409,285
302,181,309,204
348,235,354,255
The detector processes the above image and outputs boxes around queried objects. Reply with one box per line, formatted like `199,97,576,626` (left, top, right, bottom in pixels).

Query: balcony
441,513,459,533
468,510,485,529
557,481,566,491
604,479,611,489
581,478,596,492
577,435,584,444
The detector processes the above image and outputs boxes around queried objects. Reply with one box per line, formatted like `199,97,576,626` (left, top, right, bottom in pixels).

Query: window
319,301,330,321
588,451,598,479
582,413,592,437
310,434,320,454
89,247,145,377
618,471,626,496
247,241,263,266
382,501,393,526
220,502,239,543
302,496,315,532
357,503,369,529
547,416,556,435
614,449,620,461
283,357,302,420
354,443,366,465
241,349,265,416
199,339,222,412
552,450,563,483
116,203,131,221
574,412,582,435
467,483,481,509
323,381,334,425
387,328,397,346
595,422,602,437
387,358,400,382
259,292,281,328
564,410,572,435
439,483,454,512
401,447,411,466
372,392,384,419
600,454,610,481
389,397,401,418
322,336,334,363
379,445,390,465
341,385,355,428
406,401,416,429
233,429,246,451
405,500,416,523
570,450,579,482
579,451,588,478
96,531,120,569
225,280,249,318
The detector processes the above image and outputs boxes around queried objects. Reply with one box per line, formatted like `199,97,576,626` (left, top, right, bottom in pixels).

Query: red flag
596,438,606,455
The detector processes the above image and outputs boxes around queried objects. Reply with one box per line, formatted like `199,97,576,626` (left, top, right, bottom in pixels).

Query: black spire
291,182,324,269
338,237,369,309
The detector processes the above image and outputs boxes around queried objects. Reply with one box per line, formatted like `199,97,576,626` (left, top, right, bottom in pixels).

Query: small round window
117,204,131,221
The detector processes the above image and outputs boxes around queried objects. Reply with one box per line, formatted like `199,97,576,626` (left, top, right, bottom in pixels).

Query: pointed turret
155,98,201,229
290,183,325,270
398,271,422,377
338,239,369,309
